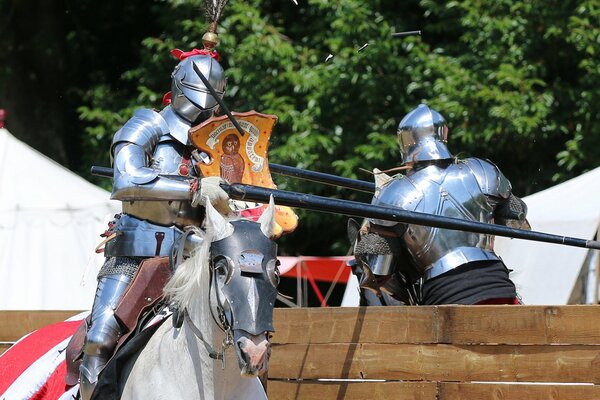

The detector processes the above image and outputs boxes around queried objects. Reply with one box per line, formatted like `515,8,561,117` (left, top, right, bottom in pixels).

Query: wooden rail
0,311,82,355
3,307,600,399
267,306,600,399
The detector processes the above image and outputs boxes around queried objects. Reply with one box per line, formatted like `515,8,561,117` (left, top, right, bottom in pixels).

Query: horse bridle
182,257,233,369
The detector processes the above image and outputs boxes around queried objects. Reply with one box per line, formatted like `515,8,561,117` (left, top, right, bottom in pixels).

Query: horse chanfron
208,198,279,377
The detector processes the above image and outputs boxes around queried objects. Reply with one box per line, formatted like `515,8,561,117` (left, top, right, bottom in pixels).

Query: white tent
0,128,120,310
343,167,600,306
495,167,600,305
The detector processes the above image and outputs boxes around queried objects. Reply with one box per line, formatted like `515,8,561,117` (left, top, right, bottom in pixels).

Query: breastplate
374,163,499,279
123,140,203,228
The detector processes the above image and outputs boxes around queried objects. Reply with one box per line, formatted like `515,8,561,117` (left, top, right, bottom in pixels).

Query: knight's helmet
397,104,453,165
170,55,226,124
170,0,228,124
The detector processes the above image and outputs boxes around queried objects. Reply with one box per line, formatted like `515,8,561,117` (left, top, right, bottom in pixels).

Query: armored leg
79,273,132,400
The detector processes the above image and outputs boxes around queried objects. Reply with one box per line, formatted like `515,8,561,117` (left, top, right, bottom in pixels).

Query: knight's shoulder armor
374,175,422,210
370,175,422,227
462,158,511,199
111,108,169,156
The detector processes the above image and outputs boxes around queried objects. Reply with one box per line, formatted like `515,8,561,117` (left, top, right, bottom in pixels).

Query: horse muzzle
234,331,271,377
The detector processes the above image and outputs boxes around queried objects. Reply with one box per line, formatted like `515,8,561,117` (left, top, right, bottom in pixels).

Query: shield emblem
189,110,298,236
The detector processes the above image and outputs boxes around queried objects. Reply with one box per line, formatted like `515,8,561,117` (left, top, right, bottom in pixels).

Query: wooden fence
267,306,600,400
0,310,77,355
3,306,600,399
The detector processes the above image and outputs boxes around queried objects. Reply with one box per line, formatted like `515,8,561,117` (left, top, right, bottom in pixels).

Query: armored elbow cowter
111,108,167,198
111,143,194,201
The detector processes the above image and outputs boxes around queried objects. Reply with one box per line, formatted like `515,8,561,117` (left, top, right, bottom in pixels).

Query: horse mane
164,215,236,310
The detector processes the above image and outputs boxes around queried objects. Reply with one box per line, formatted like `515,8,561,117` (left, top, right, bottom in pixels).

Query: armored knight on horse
78,52,228,400
75,2,300,398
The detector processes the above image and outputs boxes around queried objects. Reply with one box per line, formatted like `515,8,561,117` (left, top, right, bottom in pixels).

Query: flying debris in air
291,0,298,4
357,43,369,52
325,54,334,62
392,30,422,38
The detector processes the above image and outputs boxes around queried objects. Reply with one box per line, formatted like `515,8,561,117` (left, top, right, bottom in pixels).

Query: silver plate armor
159,106,196,145
211,220,279,335
107,54,228,259
364,254,395,275
171,55,226,124
371,158,511,281
104,214,203,258
353,232,399,276
79,273,132,399
108,105,206,257
111,108,168,156
398,104,452,165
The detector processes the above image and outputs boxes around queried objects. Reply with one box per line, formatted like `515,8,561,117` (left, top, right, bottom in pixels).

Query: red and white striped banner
0,313,87,400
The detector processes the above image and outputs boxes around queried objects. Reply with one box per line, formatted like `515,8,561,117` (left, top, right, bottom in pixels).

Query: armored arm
110,108,194,202
465,158,530,229
112,142,194,201
349,219,418,304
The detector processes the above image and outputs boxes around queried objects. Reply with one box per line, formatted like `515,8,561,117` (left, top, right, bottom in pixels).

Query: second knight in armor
352,104,529,306
79,53,230,400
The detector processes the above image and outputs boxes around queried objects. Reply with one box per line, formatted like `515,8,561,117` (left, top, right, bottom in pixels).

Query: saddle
65,257,172,386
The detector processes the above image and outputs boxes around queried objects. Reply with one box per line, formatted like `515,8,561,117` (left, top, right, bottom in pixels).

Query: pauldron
111,108,168,157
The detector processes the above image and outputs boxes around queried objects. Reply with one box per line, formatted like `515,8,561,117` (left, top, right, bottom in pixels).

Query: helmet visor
178,80,221,111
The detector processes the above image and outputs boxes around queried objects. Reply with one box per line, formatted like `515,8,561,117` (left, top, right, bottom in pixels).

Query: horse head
204,196,279,376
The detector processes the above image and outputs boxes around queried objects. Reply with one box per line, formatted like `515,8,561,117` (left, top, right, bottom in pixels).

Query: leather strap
179,148,192,176
183,308,223,360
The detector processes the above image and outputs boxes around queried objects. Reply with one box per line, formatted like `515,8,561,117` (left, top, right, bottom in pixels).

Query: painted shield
189,110,298,236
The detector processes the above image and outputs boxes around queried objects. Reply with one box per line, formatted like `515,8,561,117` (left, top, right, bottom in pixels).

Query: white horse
120,199,279,400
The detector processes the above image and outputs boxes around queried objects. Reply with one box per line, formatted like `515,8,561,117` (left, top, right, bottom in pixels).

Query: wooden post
296,261,302,307
595,225,600,303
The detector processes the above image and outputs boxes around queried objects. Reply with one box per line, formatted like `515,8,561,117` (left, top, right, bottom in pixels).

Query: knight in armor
352,104,529,306
78,53,231,400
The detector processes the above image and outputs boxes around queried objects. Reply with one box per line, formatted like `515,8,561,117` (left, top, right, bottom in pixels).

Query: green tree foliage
6,0,596,254
0,0,167,169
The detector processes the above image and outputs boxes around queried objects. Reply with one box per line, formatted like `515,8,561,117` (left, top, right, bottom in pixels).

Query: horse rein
181,258,233,369
183,308,231,368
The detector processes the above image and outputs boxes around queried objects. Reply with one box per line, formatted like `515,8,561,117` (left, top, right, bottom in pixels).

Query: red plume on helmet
170,48,220,61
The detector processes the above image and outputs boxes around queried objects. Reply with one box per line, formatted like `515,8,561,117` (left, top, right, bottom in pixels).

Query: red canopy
278,256,353,307
279,256,352,283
